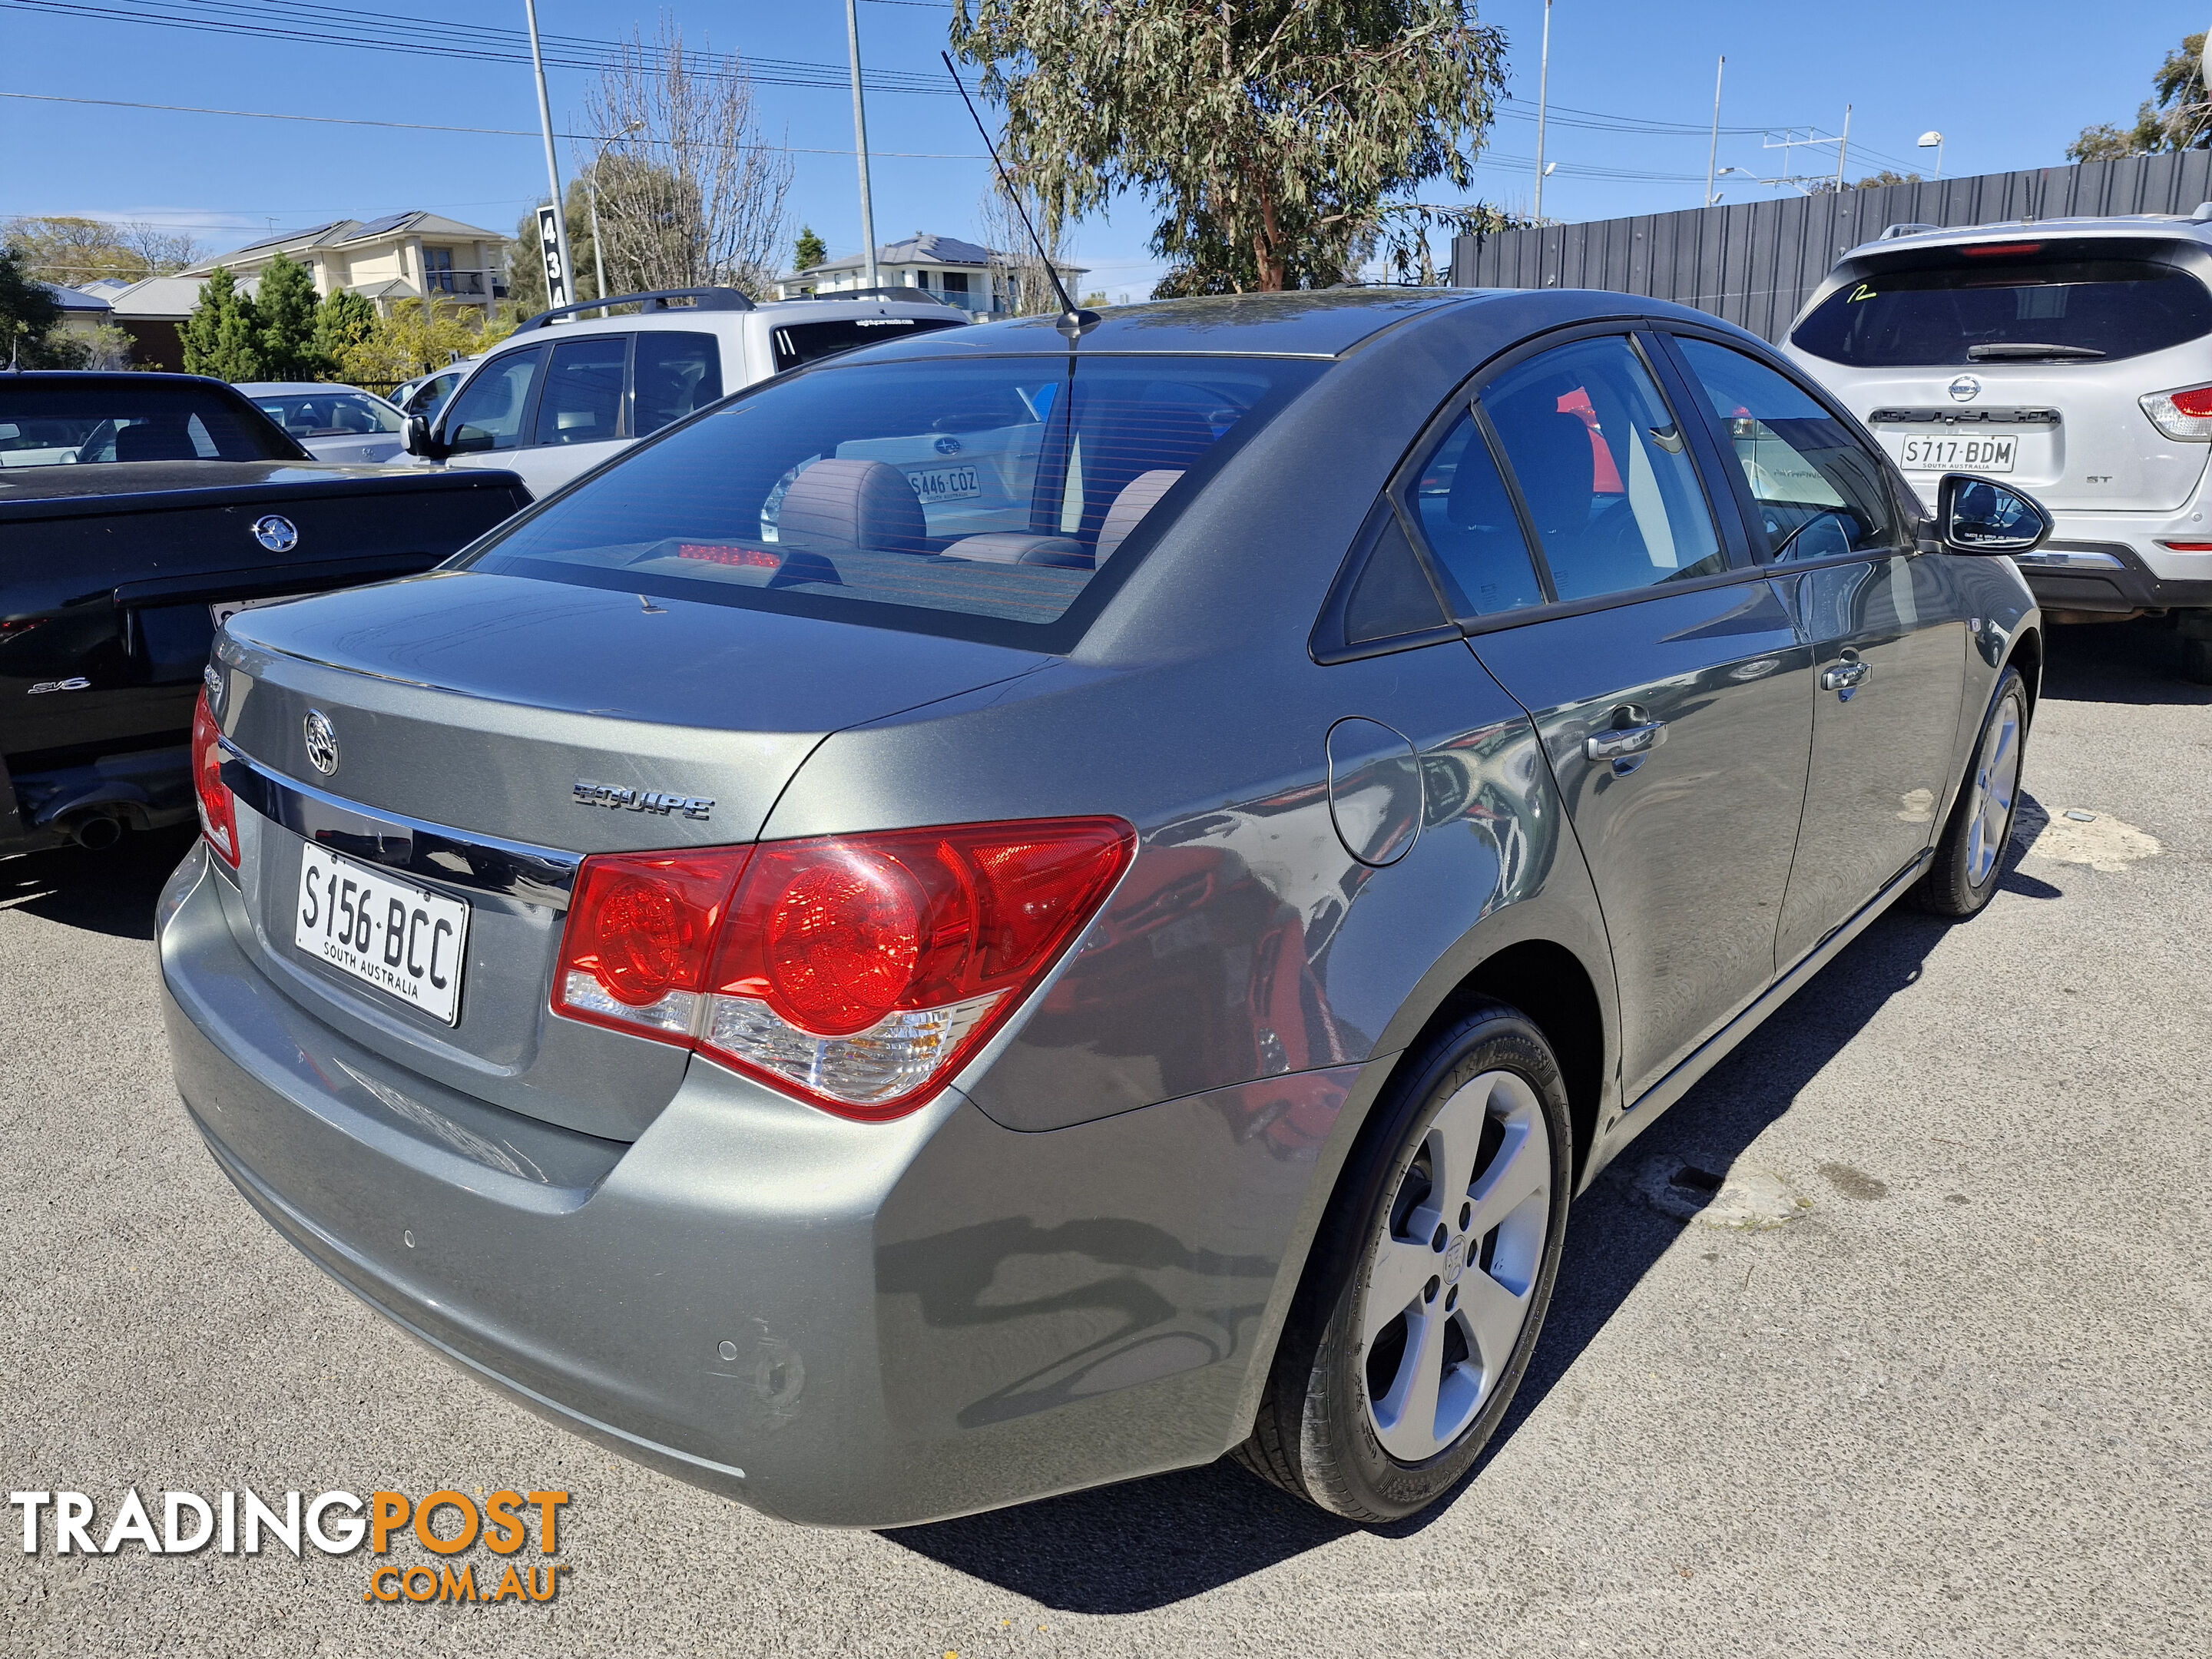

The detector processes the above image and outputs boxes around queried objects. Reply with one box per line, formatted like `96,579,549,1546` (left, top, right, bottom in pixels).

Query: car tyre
2181,634,2212,686
1913,664,2028,919
1235,1003,1571,1522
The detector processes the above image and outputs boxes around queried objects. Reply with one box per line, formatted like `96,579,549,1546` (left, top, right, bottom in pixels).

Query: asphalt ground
2,618,2207,1658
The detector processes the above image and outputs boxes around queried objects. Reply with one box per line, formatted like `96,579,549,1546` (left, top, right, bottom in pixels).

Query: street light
1919,130,1944,181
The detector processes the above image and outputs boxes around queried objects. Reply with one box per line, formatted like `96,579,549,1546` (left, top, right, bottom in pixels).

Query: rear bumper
2020,509,2212,614
2015,543,2212,614
157,841,1356,1526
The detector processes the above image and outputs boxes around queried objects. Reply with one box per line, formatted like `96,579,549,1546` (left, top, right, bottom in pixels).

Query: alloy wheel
1965,690,2024,887
1357,1068,1551,1463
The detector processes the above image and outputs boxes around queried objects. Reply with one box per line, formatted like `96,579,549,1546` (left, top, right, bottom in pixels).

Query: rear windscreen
0,383,296,467
769,315,969,373
460,353,1326,648
1790,257,2212,366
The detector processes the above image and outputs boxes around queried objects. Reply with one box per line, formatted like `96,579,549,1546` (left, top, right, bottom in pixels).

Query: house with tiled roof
178,212,509,313
99,211,509,370
775,233,1084,317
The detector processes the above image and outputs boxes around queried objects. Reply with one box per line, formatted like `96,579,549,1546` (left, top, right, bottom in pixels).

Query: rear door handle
1820,661,1871,692
1584,720,1668,760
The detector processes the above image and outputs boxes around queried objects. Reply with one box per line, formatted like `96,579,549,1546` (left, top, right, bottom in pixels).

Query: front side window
462,353,1325,646
533,336,628,447
1479,336,1729,603
1791,257,2212,366
1673,337,1902,561
443,347,545,453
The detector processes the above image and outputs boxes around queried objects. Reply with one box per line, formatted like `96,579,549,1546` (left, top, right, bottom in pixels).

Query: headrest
1493,409,1595,537
776,458,929,555
941,533,1089,568
1094,469,1183,565
114,420,200,462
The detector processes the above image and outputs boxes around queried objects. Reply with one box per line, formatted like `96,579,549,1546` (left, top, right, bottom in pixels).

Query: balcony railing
424,268,493,296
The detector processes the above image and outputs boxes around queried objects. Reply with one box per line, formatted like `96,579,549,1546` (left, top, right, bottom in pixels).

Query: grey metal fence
1450,150,2212,343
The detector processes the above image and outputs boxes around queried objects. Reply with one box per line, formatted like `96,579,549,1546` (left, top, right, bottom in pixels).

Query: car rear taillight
553,817,1135,1121
1962,241,2043,257
191,689,239,867
2141,385,2212,441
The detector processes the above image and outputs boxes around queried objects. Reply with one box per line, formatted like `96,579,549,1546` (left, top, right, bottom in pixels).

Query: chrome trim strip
219,746,580,909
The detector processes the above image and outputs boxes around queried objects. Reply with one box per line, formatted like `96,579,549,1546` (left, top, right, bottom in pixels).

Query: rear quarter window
769,315,969,373
1792,257,2212,366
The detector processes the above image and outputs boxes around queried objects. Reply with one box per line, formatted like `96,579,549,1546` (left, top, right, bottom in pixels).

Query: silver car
238,382,408,465
1784,213,2212,682
163,291,2048,1527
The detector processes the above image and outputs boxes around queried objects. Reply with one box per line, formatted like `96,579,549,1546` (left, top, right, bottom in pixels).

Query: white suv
406,286,970,498
1784,214,2212,682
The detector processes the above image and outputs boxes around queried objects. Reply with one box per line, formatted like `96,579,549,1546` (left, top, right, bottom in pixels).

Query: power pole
522,0,575,310
845,0,880,290
1835,104,1852,192
1533,0,1553,224
1705,56,1725,207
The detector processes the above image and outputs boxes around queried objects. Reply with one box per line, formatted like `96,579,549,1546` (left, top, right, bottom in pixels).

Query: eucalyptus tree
952,0,1508,293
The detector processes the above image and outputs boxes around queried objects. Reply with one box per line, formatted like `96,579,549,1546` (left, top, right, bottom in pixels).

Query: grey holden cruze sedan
161,290,2049,1528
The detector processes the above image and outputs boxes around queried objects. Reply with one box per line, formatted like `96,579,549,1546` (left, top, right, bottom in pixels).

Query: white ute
406,286,972,499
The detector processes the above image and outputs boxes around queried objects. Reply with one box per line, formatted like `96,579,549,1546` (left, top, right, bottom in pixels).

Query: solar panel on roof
348,213,416,240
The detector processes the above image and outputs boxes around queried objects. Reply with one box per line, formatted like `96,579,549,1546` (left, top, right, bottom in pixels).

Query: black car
0,372,528,855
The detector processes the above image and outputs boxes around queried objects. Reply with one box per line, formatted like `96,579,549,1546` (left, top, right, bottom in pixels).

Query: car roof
1842,213,2212,260
236,382,382,395
846,289,1500,363
508,294,963,343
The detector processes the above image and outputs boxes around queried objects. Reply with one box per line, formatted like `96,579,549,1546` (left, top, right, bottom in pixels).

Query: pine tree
180,267,264,381
793,225,828,271
255,253,326,379
0,244,81,368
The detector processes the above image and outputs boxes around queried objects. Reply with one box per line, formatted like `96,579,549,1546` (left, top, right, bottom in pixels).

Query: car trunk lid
207,569,1051,1141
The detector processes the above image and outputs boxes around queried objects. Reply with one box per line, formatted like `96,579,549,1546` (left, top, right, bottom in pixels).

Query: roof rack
779,286,964,310
513,286,755,332
1878,222,1942,240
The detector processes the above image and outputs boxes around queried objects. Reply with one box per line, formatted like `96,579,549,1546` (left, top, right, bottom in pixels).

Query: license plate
1899,435,2016,472
294,845,469,1025
210,593,307,628
906,466,980,504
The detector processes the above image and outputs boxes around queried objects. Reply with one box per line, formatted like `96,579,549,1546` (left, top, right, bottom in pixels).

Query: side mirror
1936,473,2051,555
402,415,446,461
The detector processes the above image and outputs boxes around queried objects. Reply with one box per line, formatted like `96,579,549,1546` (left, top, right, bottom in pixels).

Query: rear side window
635,332,723,435
1479,336,1729,603
460,353,1326,648
769,315,967,373
1403,410,1546,617
1792,257,2212,366
445,348,545,453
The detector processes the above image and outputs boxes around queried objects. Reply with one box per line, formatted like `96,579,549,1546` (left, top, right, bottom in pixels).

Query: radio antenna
941,51,1097,344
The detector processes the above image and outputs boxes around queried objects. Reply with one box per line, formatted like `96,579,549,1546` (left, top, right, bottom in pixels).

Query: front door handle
1585,720,1668,760
1820,660,1871,693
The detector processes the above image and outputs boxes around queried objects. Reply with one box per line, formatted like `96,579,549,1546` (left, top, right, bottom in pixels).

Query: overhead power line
1,0,957,94
0,89,983,157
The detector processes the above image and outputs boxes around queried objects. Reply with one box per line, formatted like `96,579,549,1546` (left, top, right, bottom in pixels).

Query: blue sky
3,0,2199,300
